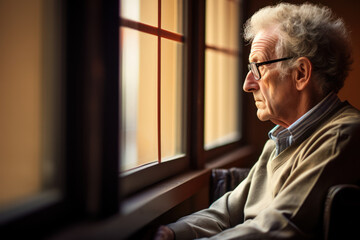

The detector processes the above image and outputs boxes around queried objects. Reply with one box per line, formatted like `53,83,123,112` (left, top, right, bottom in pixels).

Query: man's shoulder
294,103,360,155
306,102,360,151
326,102,360,133
331,102,360,124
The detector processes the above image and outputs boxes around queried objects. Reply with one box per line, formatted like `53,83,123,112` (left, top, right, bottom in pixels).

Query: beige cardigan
168,102,360,239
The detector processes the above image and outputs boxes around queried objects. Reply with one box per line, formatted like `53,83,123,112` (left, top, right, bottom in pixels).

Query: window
0,0,63,222
0,0,120,236
120,0,185,172
1,0,247,238
119,0,244,195
204,0,241,150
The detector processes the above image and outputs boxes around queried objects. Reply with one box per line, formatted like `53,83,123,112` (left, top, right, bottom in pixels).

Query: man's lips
253,94,262,102
254,99,263,108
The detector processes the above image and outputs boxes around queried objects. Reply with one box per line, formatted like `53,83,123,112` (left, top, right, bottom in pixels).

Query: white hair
244,2,352,94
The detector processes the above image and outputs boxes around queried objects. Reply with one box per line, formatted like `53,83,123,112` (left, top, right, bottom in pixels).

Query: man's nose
243,71,259,92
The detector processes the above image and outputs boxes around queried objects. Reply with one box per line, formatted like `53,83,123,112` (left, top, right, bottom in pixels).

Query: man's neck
275,91,327,128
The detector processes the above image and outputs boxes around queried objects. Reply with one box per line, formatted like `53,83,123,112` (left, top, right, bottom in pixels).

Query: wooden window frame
119,0,189,197
202,0,246,163
1,0,255,238
120,1,185,165
187,0,248,171
120,0,248,195
1,0,120,237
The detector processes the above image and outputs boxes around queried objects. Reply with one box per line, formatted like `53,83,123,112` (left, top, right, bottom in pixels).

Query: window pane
228,0,240,50
205,0,218,46
121,0,158,27
161,0,183,34
206,0,239,49
204,50,241,149
0,0,62,209
161,39,184,161
204,0,241,150
121,27,158,171
204,50,219,146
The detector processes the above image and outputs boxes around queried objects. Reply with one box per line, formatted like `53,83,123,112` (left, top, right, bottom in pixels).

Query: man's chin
257,110,270,122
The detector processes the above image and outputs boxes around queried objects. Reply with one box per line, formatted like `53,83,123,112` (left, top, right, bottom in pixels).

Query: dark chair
323,184,360,240
210,168,360,240
210,167,250,203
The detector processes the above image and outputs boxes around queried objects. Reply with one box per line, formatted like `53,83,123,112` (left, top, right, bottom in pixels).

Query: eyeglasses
248,57,293,80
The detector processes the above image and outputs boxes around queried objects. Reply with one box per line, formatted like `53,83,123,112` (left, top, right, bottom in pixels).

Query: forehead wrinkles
250,32,278,61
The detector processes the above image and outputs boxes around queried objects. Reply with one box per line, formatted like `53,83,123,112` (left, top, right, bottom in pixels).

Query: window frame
119,14,186,173
186,0,247,169
202,0,246,163
0,0,120,237
119,0,190,197
1,0,251,238
0,1,72,237
119,0,247,197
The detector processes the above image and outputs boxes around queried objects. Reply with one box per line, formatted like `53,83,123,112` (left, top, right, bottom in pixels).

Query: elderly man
154,2,360,239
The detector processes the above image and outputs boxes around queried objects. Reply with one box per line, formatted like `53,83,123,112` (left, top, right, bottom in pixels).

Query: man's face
243,31,297,128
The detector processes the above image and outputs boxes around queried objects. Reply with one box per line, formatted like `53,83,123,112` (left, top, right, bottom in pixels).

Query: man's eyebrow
249,49,273,63
249,52,258,62
249,52,262,63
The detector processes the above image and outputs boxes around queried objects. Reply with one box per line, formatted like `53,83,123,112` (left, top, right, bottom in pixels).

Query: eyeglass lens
249,63,260,80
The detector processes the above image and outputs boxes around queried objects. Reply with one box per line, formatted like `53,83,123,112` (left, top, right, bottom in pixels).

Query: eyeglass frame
248,57,293,80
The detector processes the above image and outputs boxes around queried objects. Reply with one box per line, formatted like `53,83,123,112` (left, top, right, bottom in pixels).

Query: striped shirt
269,92,341,155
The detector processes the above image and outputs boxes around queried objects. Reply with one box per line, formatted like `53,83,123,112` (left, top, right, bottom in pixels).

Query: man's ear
293,57,312,91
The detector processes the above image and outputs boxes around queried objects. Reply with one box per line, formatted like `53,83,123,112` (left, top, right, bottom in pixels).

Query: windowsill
50,145,255,239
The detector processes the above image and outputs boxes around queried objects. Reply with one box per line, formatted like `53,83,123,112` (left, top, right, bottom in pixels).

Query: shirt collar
268,92,341,155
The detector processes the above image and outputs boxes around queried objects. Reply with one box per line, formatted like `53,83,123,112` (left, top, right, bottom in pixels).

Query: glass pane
121,0,158,27
0,0,62,210
206,0,239,50
205,0,218,47
204,50,241,149
121,27,158,171
205,0,241,150
161,39,184,161
161,0,183,34
228,0,240,50
204,50,219,146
